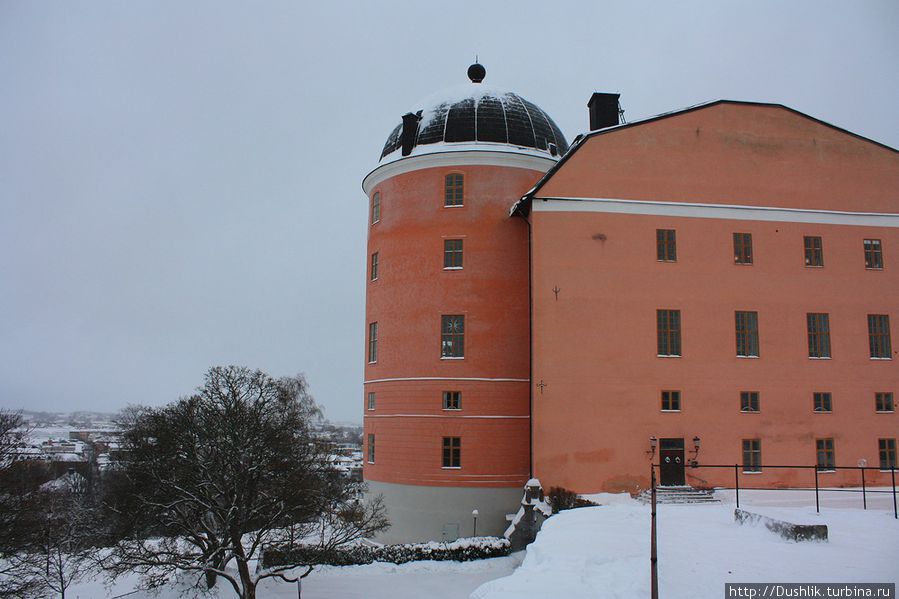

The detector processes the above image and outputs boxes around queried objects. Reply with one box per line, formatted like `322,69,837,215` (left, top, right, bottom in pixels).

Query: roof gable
514,100,899,215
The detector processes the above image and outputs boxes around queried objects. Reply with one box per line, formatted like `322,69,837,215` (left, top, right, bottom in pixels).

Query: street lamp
472,509,479,537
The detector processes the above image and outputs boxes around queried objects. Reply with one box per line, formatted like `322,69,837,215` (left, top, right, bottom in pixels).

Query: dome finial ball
467,63,486,83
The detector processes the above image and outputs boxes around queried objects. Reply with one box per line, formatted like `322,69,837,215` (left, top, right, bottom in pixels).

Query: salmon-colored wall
540,103,899,212
363,162,544,488
531,104,899,493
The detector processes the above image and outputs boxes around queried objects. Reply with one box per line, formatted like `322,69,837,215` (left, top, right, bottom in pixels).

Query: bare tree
0,411,25,470
103,366,388,599
12,488,96,599
0,411,46,598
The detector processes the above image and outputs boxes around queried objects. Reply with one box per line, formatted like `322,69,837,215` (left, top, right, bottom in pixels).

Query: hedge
262,536,511,568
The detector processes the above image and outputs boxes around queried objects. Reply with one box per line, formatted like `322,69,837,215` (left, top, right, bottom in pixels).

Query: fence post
814,467,820,514
650,465,658,599
861,468,866,510
892,466,897,520
734,464,740,509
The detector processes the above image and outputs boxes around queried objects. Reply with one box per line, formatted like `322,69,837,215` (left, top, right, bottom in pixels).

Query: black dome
380,79,569,161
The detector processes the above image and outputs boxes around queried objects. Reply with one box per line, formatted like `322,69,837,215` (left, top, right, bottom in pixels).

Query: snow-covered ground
66,553,524,598
472,490,899,599
63,489,898,598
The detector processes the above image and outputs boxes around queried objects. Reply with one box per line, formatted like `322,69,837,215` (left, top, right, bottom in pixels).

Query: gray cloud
1,0,897,422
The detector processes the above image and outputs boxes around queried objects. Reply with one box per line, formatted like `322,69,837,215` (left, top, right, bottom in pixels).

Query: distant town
8,410,364,486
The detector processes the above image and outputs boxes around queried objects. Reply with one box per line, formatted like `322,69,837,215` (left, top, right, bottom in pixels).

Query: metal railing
648,463,897,599
674,463,898,518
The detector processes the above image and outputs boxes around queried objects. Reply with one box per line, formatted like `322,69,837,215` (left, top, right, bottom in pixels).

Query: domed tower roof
380,64,569,161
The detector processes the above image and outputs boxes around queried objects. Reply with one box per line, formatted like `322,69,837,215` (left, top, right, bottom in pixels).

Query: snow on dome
379,65,569,161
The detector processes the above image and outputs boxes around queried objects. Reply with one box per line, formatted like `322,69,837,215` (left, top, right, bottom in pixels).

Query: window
657,309,681,356
816,438,835,471
803,236,823,267
868,314,892,358
367,434,375,463
444,174,463,207
442,436,461,468
441,315,465,358
442,390,461,410
876,392,894,412
735,311,759,357
368,322,378,363
443,239,463,269
864,239,883,269
879,439,897,470
806,313,831,358
367,392,375,411
813,392,832,413
733,232,753,264
743,439,762,472
740,391,760,412
371,192,381,224
661,390,680,411
656,229,677,262
370,252,379,281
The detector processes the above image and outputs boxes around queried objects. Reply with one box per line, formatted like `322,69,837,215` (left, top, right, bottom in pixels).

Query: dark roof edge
512,99,899,217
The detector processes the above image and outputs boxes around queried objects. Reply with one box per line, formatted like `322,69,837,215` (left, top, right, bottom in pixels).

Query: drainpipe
525,213,534,479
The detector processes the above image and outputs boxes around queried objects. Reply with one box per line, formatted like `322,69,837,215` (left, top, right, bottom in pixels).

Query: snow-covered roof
379,64,568,162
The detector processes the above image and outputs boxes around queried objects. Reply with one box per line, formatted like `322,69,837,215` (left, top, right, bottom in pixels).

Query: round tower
361,65,568,543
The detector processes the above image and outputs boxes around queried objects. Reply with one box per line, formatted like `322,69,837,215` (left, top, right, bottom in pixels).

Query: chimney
588,92,621,131
401,112,421,156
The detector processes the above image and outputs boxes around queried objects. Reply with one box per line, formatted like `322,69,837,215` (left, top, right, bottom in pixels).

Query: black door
659,438,685,486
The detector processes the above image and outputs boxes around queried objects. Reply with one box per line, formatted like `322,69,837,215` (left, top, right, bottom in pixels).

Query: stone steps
638,486,721,504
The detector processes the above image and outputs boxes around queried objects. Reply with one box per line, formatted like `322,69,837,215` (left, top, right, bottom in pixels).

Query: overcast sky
1,1,897,423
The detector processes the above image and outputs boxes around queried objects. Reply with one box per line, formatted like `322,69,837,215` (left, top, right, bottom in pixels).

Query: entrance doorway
659,438,685,486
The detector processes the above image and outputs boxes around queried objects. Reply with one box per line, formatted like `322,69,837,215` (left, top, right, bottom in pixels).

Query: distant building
362,64,899,542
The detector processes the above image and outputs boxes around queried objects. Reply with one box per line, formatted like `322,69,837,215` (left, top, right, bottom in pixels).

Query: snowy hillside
472,491,899,599
62,490,898,598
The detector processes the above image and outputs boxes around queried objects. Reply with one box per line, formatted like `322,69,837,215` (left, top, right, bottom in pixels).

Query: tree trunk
237,562,255,599
232,533,255,599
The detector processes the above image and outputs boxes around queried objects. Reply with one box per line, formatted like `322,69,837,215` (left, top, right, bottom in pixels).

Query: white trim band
364,414,530,419
364,376,529,384
532,196,899,227
363,150,556,194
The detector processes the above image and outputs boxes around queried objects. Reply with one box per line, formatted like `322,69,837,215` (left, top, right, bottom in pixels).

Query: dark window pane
657,229,676,262
807,313,831,358
657,309,681,356
740,391,759,412
868,315,892,358
368,322,378,363
735,311,759,357
442,437,461,467
804,236,823,267
444,173,464,206
742,439,762,472
813,392,832,412
661,390,680,411
864,239,883,269
816,438,835,470
880,439,897,469
441,315,465,358
734,233,753,264
444,239,463,269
